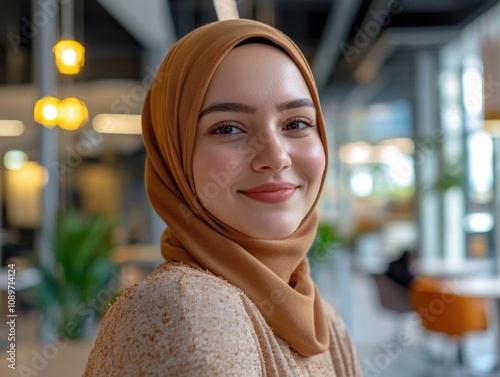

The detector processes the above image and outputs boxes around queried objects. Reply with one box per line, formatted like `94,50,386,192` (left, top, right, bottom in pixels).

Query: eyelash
207,117,315,137
208,122,243,136
284,117,315,131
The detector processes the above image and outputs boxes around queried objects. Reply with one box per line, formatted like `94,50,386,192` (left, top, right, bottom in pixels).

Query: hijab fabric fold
142,19,329,357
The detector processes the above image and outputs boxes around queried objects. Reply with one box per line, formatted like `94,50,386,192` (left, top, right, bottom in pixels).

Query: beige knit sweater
83,263,362,376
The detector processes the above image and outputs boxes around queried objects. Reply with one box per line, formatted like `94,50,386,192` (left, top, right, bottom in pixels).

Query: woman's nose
250,129,292,172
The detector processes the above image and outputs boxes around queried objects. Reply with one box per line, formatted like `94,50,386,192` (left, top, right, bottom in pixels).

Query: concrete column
414,51,442,261
32,0,59,269
494,138,500,275
141,52,171,251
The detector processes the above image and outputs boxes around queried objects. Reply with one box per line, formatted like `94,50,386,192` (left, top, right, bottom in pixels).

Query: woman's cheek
194,147,244,203
300,140,326,181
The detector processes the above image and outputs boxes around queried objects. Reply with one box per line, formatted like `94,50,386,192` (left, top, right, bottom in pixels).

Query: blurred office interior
2,0,500,376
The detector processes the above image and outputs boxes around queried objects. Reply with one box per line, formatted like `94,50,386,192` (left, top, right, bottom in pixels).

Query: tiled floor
2,267,500,376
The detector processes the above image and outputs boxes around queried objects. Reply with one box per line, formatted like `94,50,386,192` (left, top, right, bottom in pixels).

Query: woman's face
192,43,325,240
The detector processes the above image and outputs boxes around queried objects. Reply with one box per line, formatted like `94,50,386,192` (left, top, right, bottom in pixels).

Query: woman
84,19,361,376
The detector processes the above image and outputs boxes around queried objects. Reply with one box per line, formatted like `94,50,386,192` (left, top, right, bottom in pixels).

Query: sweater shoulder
84,263,263,377
122,262,247,312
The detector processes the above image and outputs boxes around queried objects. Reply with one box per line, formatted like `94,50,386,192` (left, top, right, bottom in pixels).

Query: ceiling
2,0,500,88
1,0,500,155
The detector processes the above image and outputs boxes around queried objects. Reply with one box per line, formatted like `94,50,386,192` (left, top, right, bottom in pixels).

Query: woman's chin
239,222,300,240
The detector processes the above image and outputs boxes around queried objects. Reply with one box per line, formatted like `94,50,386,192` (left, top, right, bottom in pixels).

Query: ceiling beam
97,0,176,51
312,0,363,92
354,27,458,84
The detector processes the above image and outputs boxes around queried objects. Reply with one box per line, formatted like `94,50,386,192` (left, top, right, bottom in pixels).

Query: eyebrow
276,98,315,112
199,103,256,118
198,98,315,119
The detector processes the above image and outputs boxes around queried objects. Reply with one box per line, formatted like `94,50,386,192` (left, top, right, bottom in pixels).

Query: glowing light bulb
58,97,89,130
34,96,60,127
43,104,58,121
53,40,85,74
61,48,77,65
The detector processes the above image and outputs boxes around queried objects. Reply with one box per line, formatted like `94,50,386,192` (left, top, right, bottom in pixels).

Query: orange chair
410,277,489,371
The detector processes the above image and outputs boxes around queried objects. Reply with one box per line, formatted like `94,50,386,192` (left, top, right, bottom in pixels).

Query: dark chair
371,273,412,313
370,273,412,342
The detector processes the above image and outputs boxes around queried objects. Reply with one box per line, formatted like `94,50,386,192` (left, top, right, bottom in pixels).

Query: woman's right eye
209,123,243,136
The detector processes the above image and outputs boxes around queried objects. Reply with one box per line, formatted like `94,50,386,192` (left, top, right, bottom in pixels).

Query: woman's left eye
284,118,313,131
208,123,243,135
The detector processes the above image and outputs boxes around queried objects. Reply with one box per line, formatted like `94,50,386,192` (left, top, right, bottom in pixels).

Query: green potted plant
429,156,465,193
308,222,345,276
33,210,116,340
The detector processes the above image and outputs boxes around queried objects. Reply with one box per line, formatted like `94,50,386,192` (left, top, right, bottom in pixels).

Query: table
415,259,493,278
452,276,500,371
453,277,500,299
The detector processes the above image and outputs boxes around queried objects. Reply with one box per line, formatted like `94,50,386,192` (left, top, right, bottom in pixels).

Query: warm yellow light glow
61,49,77,65
53,39,85,74
483,119,500,138
44,104,58,120
372,145,400,162
92,114,142,135
34,96,89,130
339,138,414,164
58,97,89,130
5,161,48,228
3,150,28,170
34,96,60,127
378,138,414,154
0,120,25,136
339,142,372,164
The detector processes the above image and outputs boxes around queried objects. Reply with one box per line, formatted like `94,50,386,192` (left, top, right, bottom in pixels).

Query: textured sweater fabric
83,263,362,376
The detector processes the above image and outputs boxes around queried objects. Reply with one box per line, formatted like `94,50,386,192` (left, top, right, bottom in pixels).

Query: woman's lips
239,183,297,203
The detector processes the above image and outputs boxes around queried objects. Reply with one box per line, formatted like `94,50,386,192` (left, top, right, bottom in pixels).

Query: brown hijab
142,19,329,357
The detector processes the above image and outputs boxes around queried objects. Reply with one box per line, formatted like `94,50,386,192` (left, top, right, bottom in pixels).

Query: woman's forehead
202,44,311,101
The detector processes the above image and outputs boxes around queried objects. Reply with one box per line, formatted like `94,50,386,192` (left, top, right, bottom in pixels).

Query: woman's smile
238,182,298,203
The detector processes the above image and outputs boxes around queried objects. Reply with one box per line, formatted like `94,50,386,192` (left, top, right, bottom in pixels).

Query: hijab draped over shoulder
142,19,329,357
